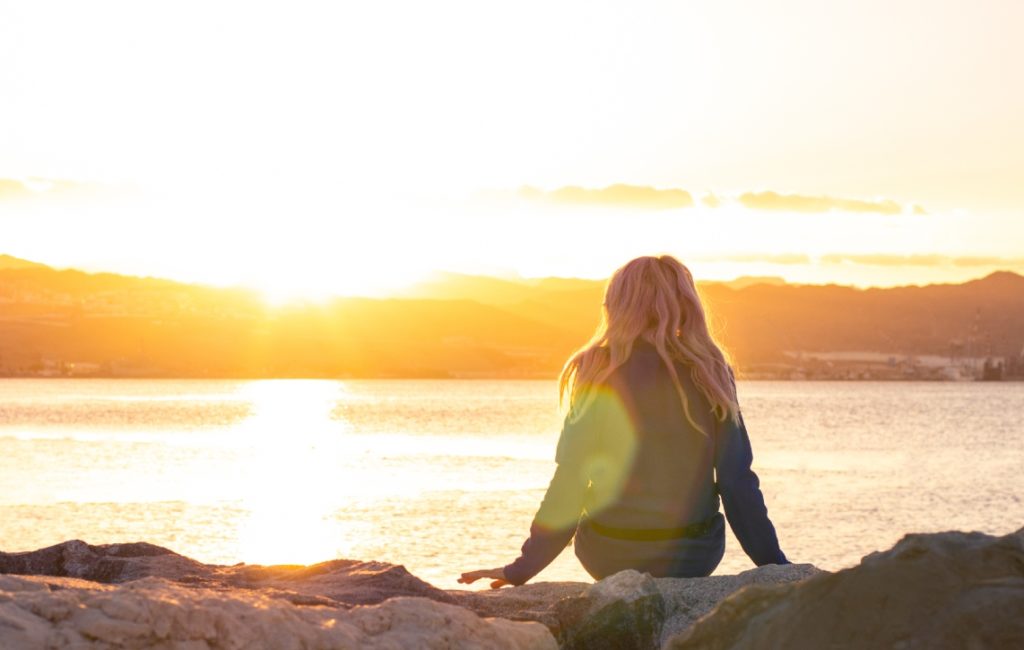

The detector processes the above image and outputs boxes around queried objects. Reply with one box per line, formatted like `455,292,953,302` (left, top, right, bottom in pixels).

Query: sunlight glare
232,380,358,565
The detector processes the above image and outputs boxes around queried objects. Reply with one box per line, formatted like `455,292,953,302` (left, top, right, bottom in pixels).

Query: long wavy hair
559,255,739,434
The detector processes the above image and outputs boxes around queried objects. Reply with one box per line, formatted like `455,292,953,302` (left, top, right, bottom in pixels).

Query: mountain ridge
2,252,1020,296
1,254,1021,378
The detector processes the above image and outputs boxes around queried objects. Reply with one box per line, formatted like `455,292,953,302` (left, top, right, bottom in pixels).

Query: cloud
502,184,926,215
518,184,695,210
0,179,32,198
0,177,106,201
700,193,721,208
821,254,947,266
695,253,811,265
738,191,905,215
691,253,1024,270
822,254,1024,268
951,256,1024,267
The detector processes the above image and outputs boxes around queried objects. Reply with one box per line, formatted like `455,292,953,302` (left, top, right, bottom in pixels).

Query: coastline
1,527,1021,649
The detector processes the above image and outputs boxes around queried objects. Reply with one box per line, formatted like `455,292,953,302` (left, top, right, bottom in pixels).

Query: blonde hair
559,255,739,434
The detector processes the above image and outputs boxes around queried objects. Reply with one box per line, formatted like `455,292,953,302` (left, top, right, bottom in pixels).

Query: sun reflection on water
232,380,356,565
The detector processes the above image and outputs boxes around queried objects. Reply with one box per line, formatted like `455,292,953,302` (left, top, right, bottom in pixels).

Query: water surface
1,379,1021,588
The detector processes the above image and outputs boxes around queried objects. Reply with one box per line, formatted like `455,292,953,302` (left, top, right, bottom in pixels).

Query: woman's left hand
457,568,511,589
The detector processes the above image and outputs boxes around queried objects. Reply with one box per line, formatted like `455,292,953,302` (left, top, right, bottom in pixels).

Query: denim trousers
573,512,726,580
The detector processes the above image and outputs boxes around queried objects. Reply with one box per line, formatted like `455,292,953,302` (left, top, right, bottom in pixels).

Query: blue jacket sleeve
502,405,599,586
502,461,588,585
714,409,788,566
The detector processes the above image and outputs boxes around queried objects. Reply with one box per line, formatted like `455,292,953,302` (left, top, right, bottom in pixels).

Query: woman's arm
501,457,590,585
458,457,585,588
714,409,788,565
462,389,626,587
500,394,612,586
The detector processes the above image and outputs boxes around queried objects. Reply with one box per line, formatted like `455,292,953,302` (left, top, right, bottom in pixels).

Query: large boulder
0,540,453,607
667,527,1024,649
446,580,589,630
653,562,818,644
0,540,209,583
218,559,457,607
553,570,666,650
0,574,557,650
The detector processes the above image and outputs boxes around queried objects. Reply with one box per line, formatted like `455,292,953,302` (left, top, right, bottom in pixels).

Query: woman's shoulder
616,340,680,381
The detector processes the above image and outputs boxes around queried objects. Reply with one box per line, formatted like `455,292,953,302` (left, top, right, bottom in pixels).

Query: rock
1,540,819,647
8,530,1022,648
0,573,557,650
666,527,1024,650
448,564,816,649
221,559,457,607
446,580,589,630
0,540,209,583
553,570,666,650
0,541,453,608
653,562,818,645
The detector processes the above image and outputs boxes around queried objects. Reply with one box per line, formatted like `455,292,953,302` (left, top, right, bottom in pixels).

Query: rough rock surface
653,562,818,644
6,529,1021,649
667,526,1024,650
553,570,666,649
446,580,589,631
0,540,453,607
0,540,815,645
0,574,556,649
0,540,208,584
446,564,816,643
1,540,819,648
544,564,817,648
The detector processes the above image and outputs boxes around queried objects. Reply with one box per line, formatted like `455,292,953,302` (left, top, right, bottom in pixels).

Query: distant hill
0,258,578,377
716,276,788,290
0,254,50,271
1,254,1022,377
696,273,1024,365
394,269,1024,369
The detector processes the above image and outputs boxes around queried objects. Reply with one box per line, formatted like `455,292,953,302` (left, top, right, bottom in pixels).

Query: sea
0,379,1021,589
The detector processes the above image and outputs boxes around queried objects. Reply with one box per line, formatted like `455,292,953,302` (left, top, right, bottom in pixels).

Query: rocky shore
1,527,1021,649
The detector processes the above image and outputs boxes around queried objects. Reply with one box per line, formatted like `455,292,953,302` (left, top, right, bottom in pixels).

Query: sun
257,281,341,308
250,264,429,307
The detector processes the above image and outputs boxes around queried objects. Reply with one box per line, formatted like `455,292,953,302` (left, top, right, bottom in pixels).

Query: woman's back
584,340,721,531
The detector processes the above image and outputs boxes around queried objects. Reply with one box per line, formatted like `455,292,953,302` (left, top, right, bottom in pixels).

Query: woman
459,255,788,589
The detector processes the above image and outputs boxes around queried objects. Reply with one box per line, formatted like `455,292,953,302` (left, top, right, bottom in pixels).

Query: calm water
0,379,1021,589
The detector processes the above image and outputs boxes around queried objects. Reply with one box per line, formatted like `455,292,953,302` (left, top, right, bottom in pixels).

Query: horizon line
1,253,1021,299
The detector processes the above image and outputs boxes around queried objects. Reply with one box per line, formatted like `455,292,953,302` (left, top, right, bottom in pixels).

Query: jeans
573,512,726,580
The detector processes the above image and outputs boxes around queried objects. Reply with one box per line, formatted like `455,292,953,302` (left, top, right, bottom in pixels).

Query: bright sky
1,0,1022,298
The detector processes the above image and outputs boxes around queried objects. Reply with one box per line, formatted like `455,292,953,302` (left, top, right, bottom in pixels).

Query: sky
1,0,1022,299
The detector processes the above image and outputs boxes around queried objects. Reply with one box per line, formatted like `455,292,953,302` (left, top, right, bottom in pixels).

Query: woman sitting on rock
459,255,788,588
